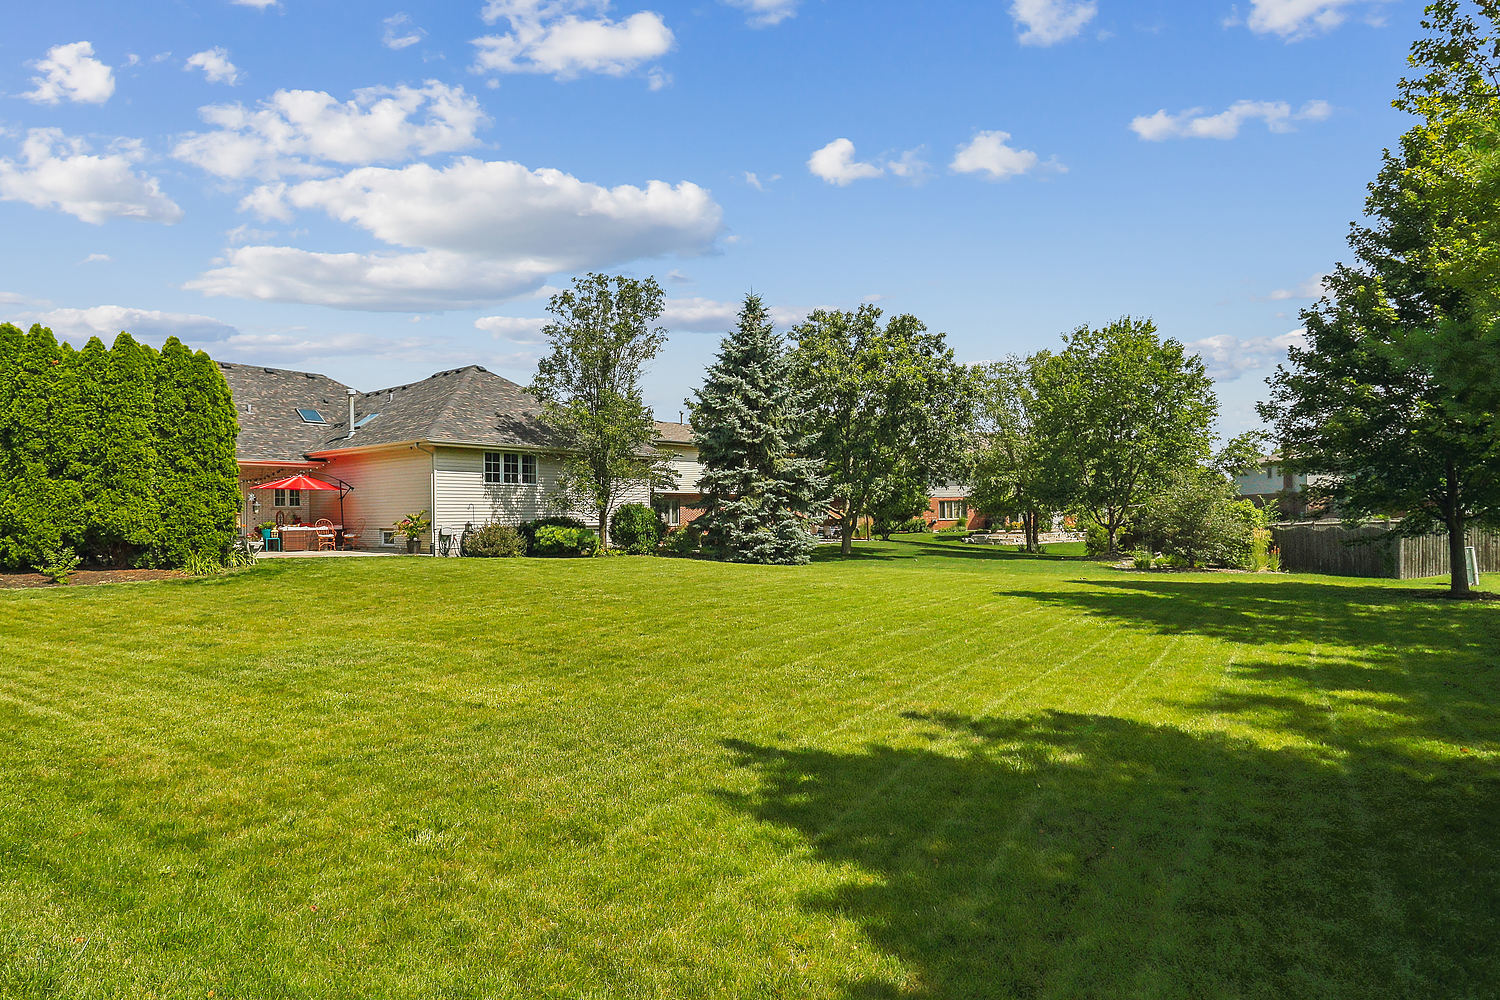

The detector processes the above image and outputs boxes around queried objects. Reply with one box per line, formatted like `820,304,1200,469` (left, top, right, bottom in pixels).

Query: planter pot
406,537,420,554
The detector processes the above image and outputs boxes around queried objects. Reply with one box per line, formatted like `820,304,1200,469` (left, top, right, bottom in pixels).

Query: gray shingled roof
312,365,561,453
221,362,562,461
218,362,355,463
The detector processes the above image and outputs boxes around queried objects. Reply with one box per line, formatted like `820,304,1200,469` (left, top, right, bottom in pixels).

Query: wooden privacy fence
1270,522,1500,579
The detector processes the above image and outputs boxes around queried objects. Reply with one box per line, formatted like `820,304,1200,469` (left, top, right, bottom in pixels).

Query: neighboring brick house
220,362,646,553
651,420,706,529
923,483,987,530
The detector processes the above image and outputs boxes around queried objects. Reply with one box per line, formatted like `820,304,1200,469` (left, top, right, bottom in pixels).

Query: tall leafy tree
690,294,828,564
0,326,85,566
868,465,931,540
152,338,241,566
529,273,672,547
86,334,161,565
969,356,1054,552
792,306,977,556
1261,0,1500,597
1031,318,1217,555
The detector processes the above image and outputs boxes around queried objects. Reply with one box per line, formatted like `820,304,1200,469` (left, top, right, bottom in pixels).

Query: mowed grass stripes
2,536,1498,999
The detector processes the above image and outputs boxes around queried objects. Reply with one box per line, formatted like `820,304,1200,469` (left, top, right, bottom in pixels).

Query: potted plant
393,510,430,554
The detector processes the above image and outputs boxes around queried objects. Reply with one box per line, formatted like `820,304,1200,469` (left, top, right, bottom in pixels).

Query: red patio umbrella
251,474,353,527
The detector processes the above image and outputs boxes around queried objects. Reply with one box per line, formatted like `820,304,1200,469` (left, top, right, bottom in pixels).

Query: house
922,483,986,531
651,420,705,529
220,362,646,553
1234,453,1334,520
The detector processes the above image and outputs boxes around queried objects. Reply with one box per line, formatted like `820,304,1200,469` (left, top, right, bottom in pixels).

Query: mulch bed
0,568,188,590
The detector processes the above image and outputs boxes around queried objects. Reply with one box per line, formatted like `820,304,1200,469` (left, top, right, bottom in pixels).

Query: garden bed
0,568,187,589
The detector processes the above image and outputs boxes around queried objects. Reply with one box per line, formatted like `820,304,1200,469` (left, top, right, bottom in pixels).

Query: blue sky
1,0,1423,435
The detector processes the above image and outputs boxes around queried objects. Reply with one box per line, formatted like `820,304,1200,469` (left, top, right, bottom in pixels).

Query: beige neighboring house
221,362,646,553
1234,453,1336,519
651,420,705,529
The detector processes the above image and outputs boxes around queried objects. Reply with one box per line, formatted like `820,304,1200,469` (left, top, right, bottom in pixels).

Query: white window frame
274,488,302,508
665,500,681,527
521,453,538,485
939,500,966,521
380,529,398,547
504,452,520,484
484,452,503,485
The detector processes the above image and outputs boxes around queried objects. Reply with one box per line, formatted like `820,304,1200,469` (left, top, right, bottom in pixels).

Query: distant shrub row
0,324,241,570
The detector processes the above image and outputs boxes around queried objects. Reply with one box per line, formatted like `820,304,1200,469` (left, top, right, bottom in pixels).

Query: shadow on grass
723,707,1500,999
811,537,1096,564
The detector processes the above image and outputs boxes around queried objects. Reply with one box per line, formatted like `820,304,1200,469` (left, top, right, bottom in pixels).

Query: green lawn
2,537,1498,999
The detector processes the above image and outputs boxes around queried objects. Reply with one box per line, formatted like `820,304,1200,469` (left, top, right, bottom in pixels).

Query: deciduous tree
529,273,672,548
1260,0,1500,596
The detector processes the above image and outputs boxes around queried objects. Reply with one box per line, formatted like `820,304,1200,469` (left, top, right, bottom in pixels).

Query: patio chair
315,524,336,552
340,520,364,551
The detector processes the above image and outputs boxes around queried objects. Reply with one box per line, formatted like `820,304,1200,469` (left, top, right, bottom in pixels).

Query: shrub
609,503,664,554
663,524,702,556
183,550,223,577
532,525,600,557
1246,529,1282,572
895,518,930,534
1136,467,1267,568
1130,548,1155,570
33,546,81,584
517,516,587,550
937,523,970,536
465,524,526,558
1083,516,1111,557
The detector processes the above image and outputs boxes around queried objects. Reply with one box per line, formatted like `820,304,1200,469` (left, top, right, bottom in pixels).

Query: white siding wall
318,448,434,551
659,443,704,494
431,445,648,541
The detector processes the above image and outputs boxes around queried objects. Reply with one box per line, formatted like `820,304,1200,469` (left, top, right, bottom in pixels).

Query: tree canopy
1260,0,1500,596
792,306,976,556
529,273,672,548
1031,317,1217,555
690,294,828,564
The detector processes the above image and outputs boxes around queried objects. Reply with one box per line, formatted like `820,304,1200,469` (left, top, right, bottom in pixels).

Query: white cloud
79,253,112,264
23,41,115,105
172,81,486,180
1010,0,1097,46
659,296,807,331
383,13,427,50
1237,0,1392,39
27,305,238,344
887,147,931,183
186,47,242,85
1188,328,1305,380
0,129,183,225
473,0,674,79
1131,99,1332,141
1265,273,1329,301
647,67,672,90
744,170,781,191
475,314,549,342
231,0,280,8
190,158,723,311
950,130,1056,180
722,0,799,27
808,138,884,186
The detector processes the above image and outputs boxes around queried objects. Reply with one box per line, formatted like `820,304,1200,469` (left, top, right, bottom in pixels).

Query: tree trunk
841,511,855,556
598,500,609,550
1448,514,1471,598
1024,510,1040,553
1445,462,1470,598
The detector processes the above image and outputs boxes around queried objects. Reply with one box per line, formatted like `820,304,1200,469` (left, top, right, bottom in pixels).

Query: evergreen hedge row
0,323,242,570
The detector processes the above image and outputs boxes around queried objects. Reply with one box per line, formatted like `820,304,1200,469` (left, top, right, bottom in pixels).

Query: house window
664,500,681,526
296,408,326,424
274,489,301,508
380,529,397,547
486,451,539,486
939,500,966,521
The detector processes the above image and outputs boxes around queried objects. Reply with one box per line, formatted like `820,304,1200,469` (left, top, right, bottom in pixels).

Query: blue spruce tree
690,295,827,564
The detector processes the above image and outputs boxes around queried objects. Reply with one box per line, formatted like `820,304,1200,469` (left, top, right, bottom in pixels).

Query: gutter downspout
413,442,437,556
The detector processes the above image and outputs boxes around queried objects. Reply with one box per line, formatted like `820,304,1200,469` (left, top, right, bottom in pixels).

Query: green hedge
0,324,240,570
532,525,600,557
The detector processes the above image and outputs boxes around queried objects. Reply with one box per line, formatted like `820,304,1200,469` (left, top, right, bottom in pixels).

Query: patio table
277,525,340,551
